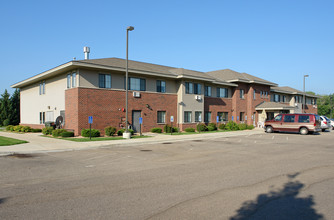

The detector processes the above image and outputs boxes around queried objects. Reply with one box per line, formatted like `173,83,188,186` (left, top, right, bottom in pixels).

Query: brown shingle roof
255,102,295,110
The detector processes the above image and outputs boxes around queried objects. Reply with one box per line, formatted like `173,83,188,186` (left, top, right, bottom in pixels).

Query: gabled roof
271,86,319,98
206,69,278,86
255,101,295,110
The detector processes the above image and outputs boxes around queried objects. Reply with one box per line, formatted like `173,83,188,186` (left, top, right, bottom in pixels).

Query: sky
1,0,333,95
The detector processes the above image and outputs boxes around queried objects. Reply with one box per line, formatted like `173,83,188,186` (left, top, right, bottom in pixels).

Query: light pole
123,26,134,139
302,74,309,113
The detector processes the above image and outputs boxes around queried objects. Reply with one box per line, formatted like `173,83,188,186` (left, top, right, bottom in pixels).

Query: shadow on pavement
230,173,324,220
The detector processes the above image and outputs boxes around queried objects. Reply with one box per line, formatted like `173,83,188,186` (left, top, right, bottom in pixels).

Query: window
67,74,71,88
194,83,201,94
284,115,295,123
274,115,282,121
204,112,211,123
184,111,192,123
217,112,228,122
98,74,111,88
39,81,45,95
157,111,166,123
274,94,280,102
39,112,45,124
265,91,268,97
195,111,202,122
312,98,317,105
298,115,310,123
260,91,263,98
240,112,245,121
205,86,211,97
129,77,146,91
156,80,166,93
253,89,256,100
240,89,245,99
46,111,54,122
282,95,286,103
217,88,228,98
185,82,193,94
72,72,76,88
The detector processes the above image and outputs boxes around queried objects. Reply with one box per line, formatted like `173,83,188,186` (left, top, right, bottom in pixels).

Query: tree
10,89,20,125
317,94,334,118
0,89,11,126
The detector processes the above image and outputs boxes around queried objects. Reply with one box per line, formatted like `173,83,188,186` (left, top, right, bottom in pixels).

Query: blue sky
1,0,333,95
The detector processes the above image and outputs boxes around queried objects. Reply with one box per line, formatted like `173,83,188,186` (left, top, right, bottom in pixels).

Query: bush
6,125,14,131
218,123,226,130
173,127,179,132
105,126,117,136
3,119,10,126
42,126,54,135
185,127,195,132
21,126,32,132
151,127,162,133
163,124,178,133
81,129,100,137
225,121,239,131
247,125,255,130
52,129,67,137
117,129,134,136
32,129,42,133
196,123,208,132
14,125,24,132
208,123,217,130
61,131,74,137
207,125,216,131
238,123,247,130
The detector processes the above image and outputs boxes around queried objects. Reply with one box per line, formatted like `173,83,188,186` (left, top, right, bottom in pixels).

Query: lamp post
302,74,309,113
123,26,134,139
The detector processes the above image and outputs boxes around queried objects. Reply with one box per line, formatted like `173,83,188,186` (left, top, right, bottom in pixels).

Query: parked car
320,116,331,132
331,119,334,130
264,113,321,135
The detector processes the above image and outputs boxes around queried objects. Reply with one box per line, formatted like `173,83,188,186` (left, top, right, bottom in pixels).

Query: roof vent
83,47,90,60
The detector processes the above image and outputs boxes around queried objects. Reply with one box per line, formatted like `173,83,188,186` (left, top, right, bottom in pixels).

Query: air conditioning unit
313,105,317,109
195,95,202,101
133,92,141,98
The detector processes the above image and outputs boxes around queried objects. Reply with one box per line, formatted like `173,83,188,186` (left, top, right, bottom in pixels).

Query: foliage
3,119,10,126
14,125,24,132
218,123,226,130
247,125,255,130
32,129,42,133
81,129,101,137
173,127,179,132
151,127,162,133
317,94,334,117
61,131,74,137
225,121,239,131
185,127,195,132
208,123,217,130
6,125,14,131
21,126,32,132
42,126,54,135
117,129,134,136
163,124,178,133
9,89,20,125
196,123,208,132
238,123,247,130
52,129,67,137
0,89,11,126
0,89,20,126
104,126,117,136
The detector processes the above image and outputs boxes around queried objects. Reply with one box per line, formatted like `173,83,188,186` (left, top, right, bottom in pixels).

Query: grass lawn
41,135,151,142
160,130,233,135
0,136,28,146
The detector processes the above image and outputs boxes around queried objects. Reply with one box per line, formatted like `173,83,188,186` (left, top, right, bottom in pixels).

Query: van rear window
298,115,310,123
284,115,295,122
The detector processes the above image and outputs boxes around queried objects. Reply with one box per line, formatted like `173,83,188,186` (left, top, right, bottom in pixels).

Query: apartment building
12,57,318,135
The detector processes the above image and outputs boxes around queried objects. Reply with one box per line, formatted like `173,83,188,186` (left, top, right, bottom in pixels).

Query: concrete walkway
0,128,264,155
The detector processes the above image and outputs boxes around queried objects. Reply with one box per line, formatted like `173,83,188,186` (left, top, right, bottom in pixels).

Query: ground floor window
184,111,192,123
204,112,211,123
240,112,245,121
217,112,228,122
39,112,45,124
157,111,166,123
195,111,202,122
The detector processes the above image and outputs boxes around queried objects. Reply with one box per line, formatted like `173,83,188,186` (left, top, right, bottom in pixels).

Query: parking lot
1,130,334,219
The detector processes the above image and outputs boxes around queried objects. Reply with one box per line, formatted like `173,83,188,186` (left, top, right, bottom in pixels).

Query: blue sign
237,116,239,121
216,116,219,122
232,116,234,121
170,116,174,122
139,117,143,124
245,116,247,120
88,116,93,124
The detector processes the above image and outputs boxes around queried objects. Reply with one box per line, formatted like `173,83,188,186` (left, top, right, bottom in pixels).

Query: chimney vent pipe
83,47,90,60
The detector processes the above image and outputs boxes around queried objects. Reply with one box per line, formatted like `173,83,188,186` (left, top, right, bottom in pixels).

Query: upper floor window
72,72,77,88
39,81,45,95
253,89,256,100
240,89,245,99
185,82,193,94
129,77,146,91
67,74,71,88
274,94,280,102
204,86,211,97
99,74,111,88
260,91,263,98
312,98,317,105
194,83,201,94
282,95,286,103
156,80,166,93
265,91,268,97
217,88,228,98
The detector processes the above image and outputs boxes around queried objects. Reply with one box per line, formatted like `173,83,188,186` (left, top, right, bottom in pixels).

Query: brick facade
204,97,233,122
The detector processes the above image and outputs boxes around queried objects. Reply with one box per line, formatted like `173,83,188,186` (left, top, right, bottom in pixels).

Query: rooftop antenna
83,46,90,60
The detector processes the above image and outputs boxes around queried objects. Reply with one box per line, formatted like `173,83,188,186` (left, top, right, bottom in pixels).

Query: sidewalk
0,128,264,155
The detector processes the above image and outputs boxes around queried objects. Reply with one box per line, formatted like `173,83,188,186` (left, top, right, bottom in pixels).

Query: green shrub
185,127,195,132
225,121,239,131
52,129,67,137
117,129,134,136
247,125,255,130
6,125,14,131
163,124,178,133
196,123,208,132
81,129,100,137
151,127,162,133
14,125,24,132
32,129,42,133
208,123,217,130
3,119,10,126
173,127,179,132
207,125,216,131
21,126,32,132
42,126,54,135
61,131,74,137
238,123,247,130
105,126,117,136
218,123,226,130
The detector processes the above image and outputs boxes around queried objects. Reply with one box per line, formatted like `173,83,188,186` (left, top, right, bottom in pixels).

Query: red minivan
264,113,321,135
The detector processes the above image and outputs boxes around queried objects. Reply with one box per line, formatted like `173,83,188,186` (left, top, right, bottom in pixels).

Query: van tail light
314,123,316,126
324,121,327,125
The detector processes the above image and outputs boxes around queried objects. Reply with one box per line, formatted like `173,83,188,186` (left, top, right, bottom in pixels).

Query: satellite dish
55,116,64,129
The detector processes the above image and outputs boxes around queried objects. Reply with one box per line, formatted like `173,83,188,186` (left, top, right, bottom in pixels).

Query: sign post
88,116,93,140
139,117,143,136
170,116,174,135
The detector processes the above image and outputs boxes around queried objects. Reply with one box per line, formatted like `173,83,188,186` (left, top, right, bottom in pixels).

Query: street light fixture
302,74,309,113
123,26,134,139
